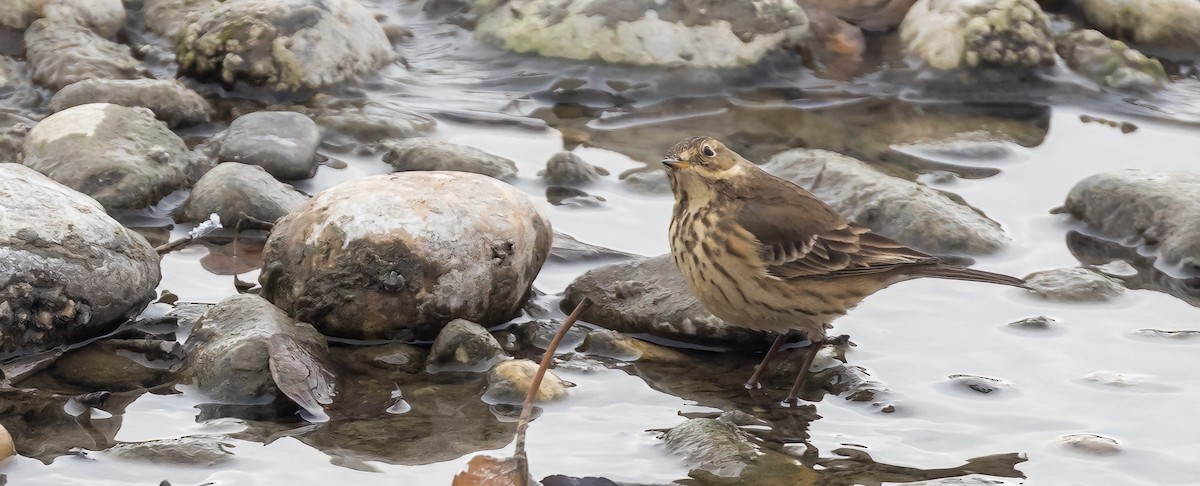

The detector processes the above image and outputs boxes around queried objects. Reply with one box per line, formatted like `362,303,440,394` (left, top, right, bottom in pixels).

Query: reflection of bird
662,136,1026,404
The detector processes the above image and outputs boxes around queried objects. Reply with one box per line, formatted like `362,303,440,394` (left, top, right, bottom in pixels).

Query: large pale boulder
0,164,160,357
1078,0,1200,55
23,19,148,91
259,171,552,340
900,0,1055,71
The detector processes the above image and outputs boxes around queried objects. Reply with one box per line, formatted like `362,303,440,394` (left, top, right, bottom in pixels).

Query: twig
154,236,195,255
514,297,592,486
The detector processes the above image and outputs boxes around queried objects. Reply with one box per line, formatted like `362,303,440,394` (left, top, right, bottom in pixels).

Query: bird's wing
735,174,937,279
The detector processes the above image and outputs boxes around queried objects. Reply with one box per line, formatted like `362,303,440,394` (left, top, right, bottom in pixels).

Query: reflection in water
1066,231,1200,307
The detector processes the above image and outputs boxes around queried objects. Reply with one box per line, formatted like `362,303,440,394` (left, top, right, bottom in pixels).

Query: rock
1059,170,1200,276
259,172,552,340
107,437,233,466
143,0,218,38
426,319,508,373
176,0,395,92
803,8,866,77
798,0,916,31
40,0,126,37
48,338,181,391
1056,30,1167,92
48,79,212,128
179,295,333,410
482,359,570,404
546,186,605,207
0,164,160,357
1008,315,1055,330
176,162,308,228
509,319,589,353
663,418,760,480
764,148,1010,255
549,232,637,263
383,138,518,180
577,329,689,363
537,151,608,186
900,0,1055,71
24,19,148,91
560,254,776,349
947,374,1011,395
472,0,810,68
215,112,321,181
0,0,40,31
1078,0,1200,55
0,423,11,461
22,103,196,212
297,95,436,150
621,170,670,193
340,341,427,375
1023,267,1125,302
1060,433,1121,455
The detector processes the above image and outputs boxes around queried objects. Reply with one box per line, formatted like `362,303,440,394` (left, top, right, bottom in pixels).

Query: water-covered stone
22,103,196,212
1059,170,1200,276
1056,30,1167,92
179,294,333,413
538,151,608,186
176,0,395,92
426,319,508,373
259,172,552,340
472,0,810,68
383,138,518,180
798,0,916,31
0,164,160,357
1024,267,1125,302
549,233,637,263
215,111,321,181
561,254,776,349
24,19,148,91
900,0,1055,71
107,437,233,466
48,338,182,391
577,329,689,363
297,95,437,150
1060,433,1122,455
663,418,761,480
49,79,212,128
176,162,308,228
481,359,570,404
764,148,1010,255
1078,0,1200,55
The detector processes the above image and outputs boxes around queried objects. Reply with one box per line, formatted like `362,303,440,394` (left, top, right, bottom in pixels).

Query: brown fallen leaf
452,455,525,486
0,423,14,461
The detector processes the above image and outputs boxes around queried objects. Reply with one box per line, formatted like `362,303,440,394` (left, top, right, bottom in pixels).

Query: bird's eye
701,145,715,158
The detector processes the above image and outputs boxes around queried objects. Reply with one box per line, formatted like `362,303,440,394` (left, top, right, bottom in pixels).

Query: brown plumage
663,136,1025,404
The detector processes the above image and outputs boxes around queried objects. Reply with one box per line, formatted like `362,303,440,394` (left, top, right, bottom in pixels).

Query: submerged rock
107,437,233,466
48,79,211,128
179,294,334,416
561,254,776,349
22,103,196,212
764,149,1010,255
549,232,637,263
48,338,182,391
482,359,570,404
24,19,148,91
217,111,321,181
900,0,1055,71
297,95,437,150
176,162,308,228
259,172,552,340
1060,433,1122,455
1078,0,1200,55
1059,170,1200,276
577,329,689,363
662,417,811,483
383,138,518,180
472,0,810,68
1056,30,1167,92
1024,267,1125,302
176,0,395,92
0,164,160,357
799,0,916,31
426,319,508,373
538,151,608,186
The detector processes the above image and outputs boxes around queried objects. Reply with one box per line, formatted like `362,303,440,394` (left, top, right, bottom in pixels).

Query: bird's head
662,137,749,199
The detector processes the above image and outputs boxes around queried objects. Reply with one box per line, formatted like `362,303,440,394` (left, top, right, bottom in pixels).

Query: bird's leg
744,333,788,390
784,340,822,406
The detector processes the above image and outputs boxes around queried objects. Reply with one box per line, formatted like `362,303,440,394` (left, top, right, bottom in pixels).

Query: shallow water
5,2,1200,485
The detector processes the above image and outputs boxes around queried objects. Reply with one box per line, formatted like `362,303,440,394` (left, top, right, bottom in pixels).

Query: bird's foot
743,380,763,390
781,395,805,407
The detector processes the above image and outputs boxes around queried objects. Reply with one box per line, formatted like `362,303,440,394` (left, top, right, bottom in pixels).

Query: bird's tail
916,264,1027,289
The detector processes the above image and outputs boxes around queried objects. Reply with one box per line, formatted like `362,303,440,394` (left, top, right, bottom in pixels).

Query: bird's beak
662,157,689,170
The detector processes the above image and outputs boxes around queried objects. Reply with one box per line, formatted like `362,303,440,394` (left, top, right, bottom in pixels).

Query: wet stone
176,162,308,228
340,342,427,375
298,95,436,150
765,148,1010,255
510,319,589,353
549,232,637,263
143,0,218,38
106,437,234,466
426,319,508,373
217,112,321,181
538,151,608,186
383,138,518,180
1078,0,1200,55
576,329,689,363
546,186,605,207
1060,433,1122,455
24,19,148,92
1056,29,1167,92
49,79,211,128
482,359,571,404
1024,267,1125,302
1008,315,1056,330
900,0,1055,72
1135,329,1200,341
30,0,126,37
22,103,196,212
48,338,182,391
947,374,1011,395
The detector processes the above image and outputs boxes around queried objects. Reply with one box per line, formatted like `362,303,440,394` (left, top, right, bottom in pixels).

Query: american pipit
663,136,1025,404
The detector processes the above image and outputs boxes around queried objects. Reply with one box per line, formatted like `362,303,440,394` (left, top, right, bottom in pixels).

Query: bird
662,136,1026,405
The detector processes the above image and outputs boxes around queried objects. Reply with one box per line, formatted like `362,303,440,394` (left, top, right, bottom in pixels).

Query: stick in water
513,297,592,486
